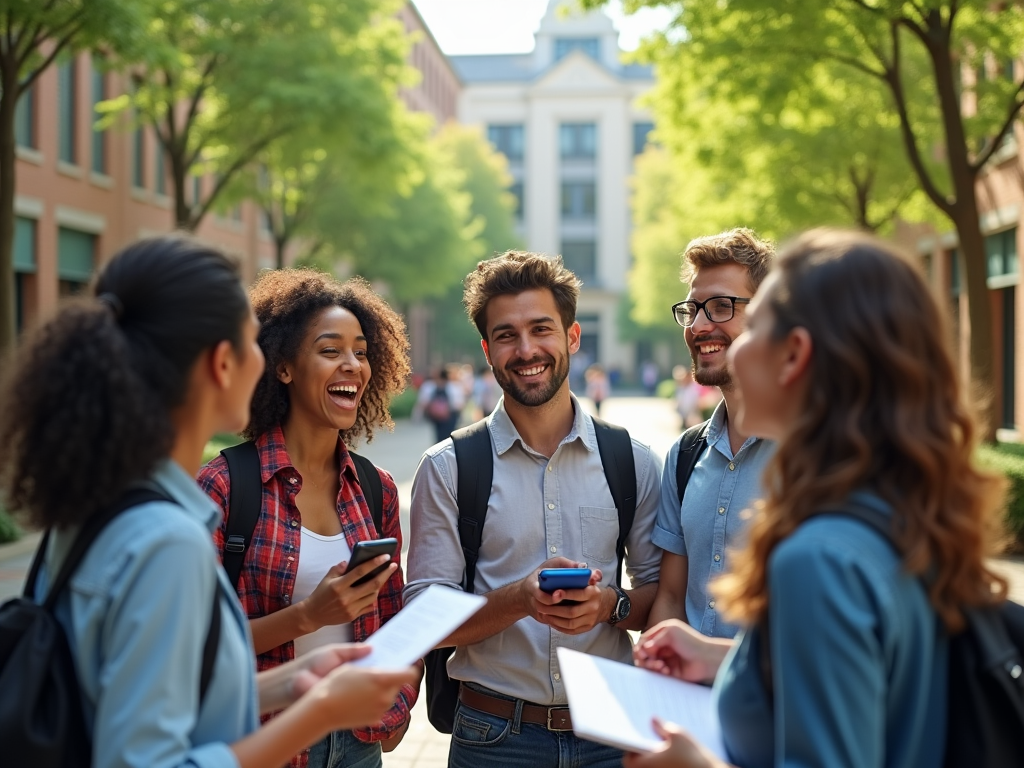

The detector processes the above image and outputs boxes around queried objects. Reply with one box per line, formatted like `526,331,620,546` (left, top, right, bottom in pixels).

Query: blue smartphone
538,568,592,593
344,537,398,587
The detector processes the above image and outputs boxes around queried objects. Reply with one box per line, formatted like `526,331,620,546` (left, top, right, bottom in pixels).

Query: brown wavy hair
714,229,1007,632
681,228,775,291
244,269,410,445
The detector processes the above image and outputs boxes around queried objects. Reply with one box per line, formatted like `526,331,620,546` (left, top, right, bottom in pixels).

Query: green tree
585,0,1024,439
0,0,152,356
111,0,408,232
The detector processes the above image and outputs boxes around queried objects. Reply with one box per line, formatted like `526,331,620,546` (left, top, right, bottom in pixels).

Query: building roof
450,53,652,84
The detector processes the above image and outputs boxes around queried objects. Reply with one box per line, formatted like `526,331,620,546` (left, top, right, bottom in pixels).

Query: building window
15,86,34,149
14,216,36,332
561,181,596,219
133,124,145,189
560,123,596,160
510,181,524,220
91,62,106,174
154,141,166,195
57,227,96,295
986,228,1018,278
633,122,654,155
554,38,600,62
562,240,597,283
58,60,77,164
487,124,524,162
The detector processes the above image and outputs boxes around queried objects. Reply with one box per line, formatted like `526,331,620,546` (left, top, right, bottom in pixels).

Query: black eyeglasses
671,296,751,328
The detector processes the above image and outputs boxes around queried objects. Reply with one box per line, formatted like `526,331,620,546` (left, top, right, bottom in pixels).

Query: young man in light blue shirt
649,229,775,638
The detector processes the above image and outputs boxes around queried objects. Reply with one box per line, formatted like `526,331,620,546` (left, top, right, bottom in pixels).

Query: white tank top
292,527,355,658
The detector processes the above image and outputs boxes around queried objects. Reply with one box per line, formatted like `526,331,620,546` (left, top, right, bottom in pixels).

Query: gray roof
450,53,653,84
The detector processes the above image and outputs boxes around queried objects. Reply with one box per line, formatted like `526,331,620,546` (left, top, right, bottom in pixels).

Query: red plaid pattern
198,425,417,766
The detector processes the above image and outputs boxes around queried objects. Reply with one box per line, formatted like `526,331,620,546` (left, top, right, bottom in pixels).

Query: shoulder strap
592,417,637,588
676,419,711,505
349,451,384,537
199,579,221,705
221,441,262,592
451,419,493,594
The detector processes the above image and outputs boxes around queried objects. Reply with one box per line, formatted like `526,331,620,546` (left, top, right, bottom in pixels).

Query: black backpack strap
451,419,493,594
199,580,221,706
676,419,711,505
592,417,637,588
349,451,384,537
220,441,263,592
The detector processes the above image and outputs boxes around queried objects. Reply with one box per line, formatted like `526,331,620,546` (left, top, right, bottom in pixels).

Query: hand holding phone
538,567,593,593
344,538,399,586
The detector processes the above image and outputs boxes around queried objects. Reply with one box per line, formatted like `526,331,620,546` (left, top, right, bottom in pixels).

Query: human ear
208,340,235,390
276,361,293,385
567,322,581,354
778,327,813,387
480,339,491,367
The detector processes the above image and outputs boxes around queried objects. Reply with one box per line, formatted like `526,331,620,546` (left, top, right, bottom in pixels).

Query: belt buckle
546,707,571,731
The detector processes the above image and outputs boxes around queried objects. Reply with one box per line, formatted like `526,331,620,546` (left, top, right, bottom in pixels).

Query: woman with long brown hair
628,229,1008,768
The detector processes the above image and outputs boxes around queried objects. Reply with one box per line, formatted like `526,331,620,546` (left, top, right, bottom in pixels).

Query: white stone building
450,0,655,382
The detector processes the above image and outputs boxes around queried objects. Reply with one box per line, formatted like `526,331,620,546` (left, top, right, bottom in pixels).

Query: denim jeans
306,729,382,768
447,687,623,768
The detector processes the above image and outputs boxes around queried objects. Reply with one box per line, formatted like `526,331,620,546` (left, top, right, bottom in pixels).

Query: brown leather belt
459,685,573,731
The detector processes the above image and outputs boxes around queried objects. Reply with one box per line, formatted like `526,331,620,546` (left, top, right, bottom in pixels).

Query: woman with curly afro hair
198,268,417,768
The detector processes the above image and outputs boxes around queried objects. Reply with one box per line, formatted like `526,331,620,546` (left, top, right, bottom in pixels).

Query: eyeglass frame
671,296,751,328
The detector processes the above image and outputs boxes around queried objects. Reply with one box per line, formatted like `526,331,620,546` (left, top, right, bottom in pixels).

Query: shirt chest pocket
579,506,619,565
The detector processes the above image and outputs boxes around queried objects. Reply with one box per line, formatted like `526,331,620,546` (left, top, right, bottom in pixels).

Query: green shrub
0,504,21,544
389,388,417,420
201,432,244,466
656,379,676,399
977,443,1024,549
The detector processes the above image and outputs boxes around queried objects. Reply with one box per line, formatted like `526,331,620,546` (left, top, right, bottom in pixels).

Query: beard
687,334,733,388
493,351,571,407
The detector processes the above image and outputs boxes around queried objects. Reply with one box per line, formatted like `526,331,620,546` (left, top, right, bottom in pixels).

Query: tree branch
19,20,86,91
971,81,1024,172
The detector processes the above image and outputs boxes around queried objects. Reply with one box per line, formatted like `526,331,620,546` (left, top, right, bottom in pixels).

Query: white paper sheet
557,647,727,757
351,584,486,671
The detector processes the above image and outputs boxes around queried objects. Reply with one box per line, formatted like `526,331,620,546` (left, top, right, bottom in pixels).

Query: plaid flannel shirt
197,425,417,767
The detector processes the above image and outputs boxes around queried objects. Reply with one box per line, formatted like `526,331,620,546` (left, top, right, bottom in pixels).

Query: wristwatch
607,584,631,625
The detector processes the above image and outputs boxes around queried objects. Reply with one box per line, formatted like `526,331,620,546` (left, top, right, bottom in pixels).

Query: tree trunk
0,66,20,360
275,235,287,270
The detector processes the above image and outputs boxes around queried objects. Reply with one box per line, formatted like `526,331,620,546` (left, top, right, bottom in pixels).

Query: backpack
0,488,221,768
423,416,638,733
757,500,1024,768
425,386,453,423
219,441,384,591
675,418,711,504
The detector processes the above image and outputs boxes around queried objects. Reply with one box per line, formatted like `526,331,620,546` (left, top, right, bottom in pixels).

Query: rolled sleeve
623,440,664,586
404,445,466,604
651,440,687,557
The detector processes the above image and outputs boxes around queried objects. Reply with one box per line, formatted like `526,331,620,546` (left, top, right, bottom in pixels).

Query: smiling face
684,262,754,391
481,288,580,408
277,305,371,433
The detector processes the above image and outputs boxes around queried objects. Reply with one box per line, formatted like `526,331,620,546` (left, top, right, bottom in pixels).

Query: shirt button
550,546,557,553
728,462,736,471
714,554,721,562
553,672,561,681
287,556,295,562
288,476,298,485
547,465,553,472
708,599,716,608
718,507,725,515
290,519,299,528
283,595,291,603
548,503,555,510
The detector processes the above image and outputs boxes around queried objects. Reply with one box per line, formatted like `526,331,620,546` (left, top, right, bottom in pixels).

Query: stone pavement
1,396,1023,768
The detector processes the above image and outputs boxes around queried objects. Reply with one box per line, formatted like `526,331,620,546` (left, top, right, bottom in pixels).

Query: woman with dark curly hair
627,230,1011,768
0,236,417,768
198,268,417,768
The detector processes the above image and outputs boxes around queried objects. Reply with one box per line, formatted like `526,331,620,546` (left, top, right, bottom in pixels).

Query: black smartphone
538,568,593,593
344,537,398,586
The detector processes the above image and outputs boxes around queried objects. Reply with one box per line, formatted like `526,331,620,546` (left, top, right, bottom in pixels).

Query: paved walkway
2,396,1023,767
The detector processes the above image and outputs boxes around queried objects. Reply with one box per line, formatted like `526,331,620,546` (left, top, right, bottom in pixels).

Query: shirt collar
254,424,358,486
705,397,761,457
488,392,594,456
151,459,222,533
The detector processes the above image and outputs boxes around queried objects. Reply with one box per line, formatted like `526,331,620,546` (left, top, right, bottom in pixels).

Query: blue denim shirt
715,494,948,768
37,460,259,768
652,400,774,637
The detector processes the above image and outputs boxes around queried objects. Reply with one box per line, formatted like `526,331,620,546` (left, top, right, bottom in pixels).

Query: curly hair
714,229,1007,633
244,269,410,445
0,236,249,529
463,250,581,339
680,228,775,292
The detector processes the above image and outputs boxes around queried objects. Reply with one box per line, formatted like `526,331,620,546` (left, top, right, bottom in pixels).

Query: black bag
758,501,1024,768
675,418,711,504
424,417,638,734
219,440,384,591
0,488,221,768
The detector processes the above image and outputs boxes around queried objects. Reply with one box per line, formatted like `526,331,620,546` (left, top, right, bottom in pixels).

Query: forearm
250,604,313,656
647,582,688,629
615,581,658,632
231,695,328,768
256,658,303,715
439,582,527,647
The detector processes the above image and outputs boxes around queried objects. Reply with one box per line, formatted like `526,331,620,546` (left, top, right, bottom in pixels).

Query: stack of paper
557,647,726,757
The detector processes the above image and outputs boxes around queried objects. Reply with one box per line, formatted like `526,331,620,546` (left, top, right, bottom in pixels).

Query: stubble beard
494,352,571,407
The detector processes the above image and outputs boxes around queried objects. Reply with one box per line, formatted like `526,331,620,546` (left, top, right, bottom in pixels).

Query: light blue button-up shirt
38,460,259,768
652,399,774,638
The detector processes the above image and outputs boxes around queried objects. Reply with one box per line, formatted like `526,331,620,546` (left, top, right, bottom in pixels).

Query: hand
289,643,373,700
633,620,728,685
380,719,410,753
623,718,727,768
298,555,397,632
532,566,613,635
305,662,419,733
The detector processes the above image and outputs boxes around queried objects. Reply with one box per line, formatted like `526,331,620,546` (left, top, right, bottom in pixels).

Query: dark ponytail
0,235,249,529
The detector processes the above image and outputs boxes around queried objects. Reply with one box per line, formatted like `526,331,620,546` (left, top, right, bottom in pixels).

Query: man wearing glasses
646,228,776,639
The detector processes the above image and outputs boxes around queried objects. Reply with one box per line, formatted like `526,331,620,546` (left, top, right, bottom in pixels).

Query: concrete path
2,395,1023,768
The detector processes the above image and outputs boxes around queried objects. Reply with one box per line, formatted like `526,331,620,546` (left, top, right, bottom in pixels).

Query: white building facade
450,1,654,382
